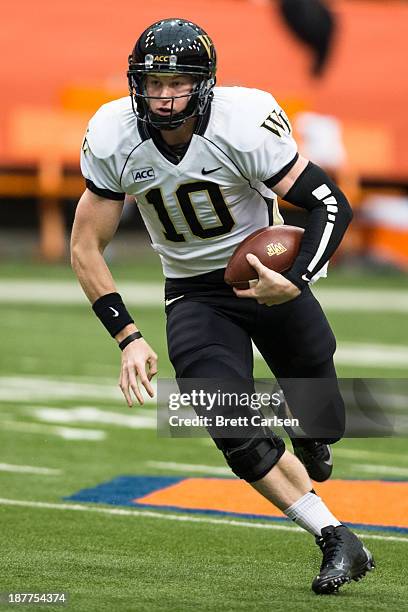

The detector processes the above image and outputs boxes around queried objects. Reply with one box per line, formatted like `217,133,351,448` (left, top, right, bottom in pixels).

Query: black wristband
119,331,143,351
92,292,134,338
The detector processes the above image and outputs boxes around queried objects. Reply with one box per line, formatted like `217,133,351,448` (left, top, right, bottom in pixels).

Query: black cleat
292,440,333,482
312,525,375,595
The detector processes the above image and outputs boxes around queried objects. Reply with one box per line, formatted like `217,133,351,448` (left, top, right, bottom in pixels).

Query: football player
71,18,375,593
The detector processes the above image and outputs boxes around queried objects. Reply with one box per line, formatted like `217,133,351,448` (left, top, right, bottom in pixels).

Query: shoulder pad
212,87,283,152
86,97,137,159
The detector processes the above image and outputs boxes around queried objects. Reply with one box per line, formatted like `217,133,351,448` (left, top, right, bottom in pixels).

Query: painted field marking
146,461,231,476
31,406,156,429
253,343,408,368
147,459,408,478
1,281,408,312
335,448,408,463
313,288,408,313
67,475,408,532
0,420,106,441
0,376,156,404
145,460,408,484
333,343,408,368
353,464,408,477
0,463,61,475
0,373,407,414
0,281,163,305
0,497,406,543
198,442,408,465
134,477,408,529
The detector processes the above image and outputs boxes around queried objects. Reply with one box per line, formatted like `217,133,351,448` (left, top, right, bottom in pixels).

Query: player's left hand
233,253,301,306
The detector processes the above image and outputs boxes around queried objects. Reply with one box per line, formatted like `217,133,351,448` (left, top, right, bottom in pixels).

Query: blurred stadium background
0,1,407,610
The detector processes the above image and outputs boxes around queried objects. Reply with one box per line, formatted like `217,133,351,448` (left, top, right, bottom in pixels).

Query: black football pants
165,269,345,444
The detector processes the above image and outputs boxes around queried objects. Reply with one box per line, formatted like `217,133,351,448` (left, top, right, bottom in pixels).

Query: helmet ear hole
127,18,216,129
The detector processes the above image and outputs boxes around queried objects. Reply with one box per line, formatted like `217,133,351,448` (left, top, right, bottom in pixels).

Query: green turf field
0,260,407,611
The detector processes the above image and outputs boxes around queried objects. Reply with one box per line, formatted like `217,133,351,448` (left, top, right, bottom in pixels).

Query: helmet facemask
128,65,215,131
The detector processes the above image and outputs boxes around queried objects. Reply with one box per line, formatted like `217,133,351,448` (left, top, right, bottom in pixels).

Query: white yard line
0,376,155,404
148,458,408,479
1,280,408,312
252,343,408,368
0,497,406,542
333,343,408,368
0,463,61,475
0,420,106,441
146,461,231,476
313,288,408,312
335,449,408,463
352,464,408,477
0,281,163,305
0,360,407,416
31,406,156,429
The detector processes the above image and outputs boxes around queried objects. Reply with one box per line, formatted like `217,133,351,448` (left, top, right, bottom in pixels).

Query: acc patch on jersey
131,167,156,183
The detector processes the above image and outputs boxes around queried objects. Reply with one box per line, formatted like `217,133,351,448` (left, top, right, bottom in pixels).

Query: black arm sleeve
274,161,353,289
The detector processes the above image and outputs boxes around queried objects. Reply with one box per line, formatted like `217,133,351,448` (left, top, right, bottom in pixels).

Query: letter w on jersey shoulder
261,109,292,138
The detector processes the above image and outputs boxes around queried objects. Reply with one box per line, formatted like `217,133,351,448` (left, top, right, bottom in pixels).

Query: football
224,225,304,288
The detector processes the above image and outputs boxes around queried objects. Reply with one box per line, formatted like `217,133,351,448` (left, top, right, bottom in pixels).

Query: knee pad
221,432,286,483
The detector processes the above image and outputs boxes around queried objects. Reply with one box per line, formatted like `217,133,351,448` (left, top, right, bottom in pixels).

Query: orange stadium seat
4,107,89,260
59,84,128,114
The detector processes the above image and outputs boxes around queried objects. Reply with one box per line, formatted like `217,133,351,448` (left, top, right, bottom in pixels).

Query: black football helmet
127,18,216,130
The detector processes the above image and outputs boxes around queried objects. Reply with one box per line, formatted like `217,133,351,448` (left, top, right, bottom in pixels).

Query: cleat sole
313,575,349,595
313,550,375,595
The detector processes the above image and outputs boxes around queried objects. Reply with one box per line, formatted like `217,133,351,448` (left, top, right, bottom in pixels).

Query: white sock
284,492,341,536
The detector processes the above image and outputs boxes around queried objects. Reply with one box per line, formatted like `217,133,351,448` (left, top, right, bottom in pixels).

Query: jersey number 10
146,180,235,242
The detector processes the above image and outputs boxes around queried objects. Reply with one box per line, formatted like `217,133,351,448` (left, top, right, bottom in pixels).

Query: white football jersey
81,87,298,278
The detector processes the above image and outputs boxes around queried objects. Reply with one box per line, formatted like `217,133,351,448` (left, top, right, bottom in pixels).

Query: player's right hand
233,254,301,305
119,338,158,407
